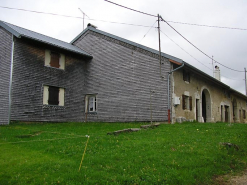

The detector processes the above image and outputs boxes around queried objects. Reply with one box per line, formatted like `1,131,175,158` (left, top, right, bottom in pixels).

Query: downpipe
8,35,15,124
167,61,185,123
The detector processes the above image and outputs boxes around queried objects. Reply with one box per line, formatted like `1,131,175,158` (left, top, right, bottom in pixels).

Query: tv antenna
78,8,90,29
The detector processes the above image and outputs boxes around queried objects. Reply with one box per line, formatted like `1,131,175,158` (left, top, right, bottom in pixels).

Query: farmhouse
0,20,246,125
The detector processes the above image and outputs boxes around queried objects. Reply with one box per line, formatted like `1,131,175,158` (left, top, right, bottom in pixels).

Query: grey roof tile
0,20,92,58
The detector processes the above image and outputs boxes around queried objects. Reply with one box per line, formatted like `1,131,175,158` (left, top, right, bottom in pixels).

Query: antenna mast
78,8,90,29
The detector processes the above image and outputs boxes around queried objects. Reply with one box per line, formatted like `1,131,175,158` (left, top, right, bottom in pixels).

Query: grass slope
0,122,247,184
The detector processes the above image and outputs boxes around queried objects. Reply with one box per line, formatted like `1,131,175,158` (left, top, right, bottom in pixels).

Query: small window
43,85,65,106
85,95,97,113
183,70,190,83
182,95,192,110
243,110,246,119
45,50,65,69
50,52,60,68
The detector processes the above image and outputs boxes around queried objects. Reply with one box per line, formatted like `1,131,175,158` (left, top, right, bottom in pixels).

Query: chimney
87,23,97,29
214,65,221,81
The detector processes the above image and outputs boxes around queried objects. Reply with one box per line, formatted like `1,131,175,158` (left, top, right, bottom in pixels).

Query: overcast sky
1,0,247,94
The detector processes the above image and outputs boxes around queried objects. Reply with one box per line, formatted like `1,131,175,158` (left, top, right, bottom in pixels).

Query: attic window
183,70,190,83
45,50,65,70
50,52,60,68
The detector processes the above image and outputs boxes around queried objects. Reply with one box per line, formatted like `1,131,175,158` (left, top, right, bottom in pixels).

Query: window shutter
189,96,192,111
59,54,65,70
45,50,50,66
182,95,186,110
50,52,60,68
48,86,59,105
59,88,65,106
43,86,49,105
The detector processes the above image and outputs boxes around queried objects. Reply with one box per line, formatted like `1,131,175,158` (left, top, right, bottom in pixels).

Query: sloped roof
0,20,92,58
71,25,182,64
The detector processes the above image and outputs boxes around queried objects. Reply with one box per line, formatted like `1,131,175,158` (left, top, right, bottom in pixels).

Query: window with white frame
43,85,65,106
45,50,65,69
85,95,97,113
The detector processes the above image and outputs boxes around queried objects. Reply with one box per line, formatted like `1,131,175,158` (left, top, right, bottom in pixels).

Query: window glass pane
89,97,94,112
48,86,59,105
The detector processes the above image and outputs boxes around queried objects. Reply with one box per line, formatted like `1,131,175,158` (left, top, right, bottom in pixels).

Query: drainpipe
168,61,185,124
8,35,15,124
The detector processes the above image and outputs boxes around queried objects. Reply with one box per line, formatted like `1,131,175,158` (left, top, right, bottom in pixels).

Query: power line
0,5,244,72
166,21,247,31
101,1,246,72
160,29,211,71
1,5,247,31
139,20,157,43
160,16,245,72
0,6,154,28
160,29,242,81
103,0,156,17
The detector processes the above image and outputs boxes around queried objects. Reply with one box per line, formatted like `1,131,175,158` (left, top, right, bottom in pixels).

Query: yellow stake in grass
78,135,90,172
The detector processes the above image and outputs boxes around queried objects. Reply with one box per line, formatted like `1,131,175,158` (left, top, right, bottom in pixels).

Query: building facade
171,63,247,123
0,20,246,124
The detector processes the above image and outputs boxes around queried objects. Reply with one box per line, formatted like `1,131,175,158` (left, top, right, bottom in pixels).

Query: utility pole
245,67,247,95
157,14,162,77
78,8,90,30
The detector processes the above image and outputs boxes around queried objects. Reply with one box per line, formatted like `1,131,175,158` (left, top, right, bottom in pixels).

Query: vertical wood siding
10,39,89,122
73,31,170,122
0,28,12,124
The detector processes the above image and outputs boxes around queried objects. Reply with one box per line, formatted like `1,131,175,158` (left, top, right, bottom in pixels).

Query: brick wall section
10,38,89,122
0,28,12,125
73,30,170,122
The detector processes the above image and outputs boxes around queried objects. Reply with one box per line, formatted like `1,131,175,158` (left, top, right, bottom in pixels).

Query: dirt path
215,170,247,185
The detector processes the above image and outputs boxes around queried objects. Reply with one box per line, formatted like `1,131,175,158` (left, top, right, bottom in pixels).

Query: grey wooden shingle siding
0,27,12,125
73,30,170,122
10,39,89,122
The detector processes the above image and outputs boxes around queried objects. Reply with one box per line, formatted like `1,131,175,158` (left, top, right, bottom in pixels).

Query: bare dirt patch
214,170,247,185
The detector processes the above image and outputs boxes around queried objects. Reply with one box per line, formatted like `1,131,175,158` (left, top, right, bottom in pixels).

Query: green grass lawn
0,122,247,185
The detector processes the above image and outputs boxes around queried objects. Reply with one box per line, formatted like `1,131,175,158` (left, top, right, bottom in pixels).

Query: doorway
202,89,211,122
225,105,229,123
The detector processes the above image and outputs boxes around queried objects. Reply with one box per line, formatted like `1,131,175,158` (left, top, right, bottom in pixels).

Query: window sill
184,109,191,112
85,112,97,115
43,105,65,110
184,81,190,84
44,65,65,71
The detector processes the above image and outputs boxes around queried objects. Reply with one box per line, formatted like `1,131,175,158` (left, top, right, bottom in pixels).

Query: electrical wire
160,16,245,72
0,5,245,72
1,5,247,31
166,20,247,31
139,20,157,43
160,29,242,81
160,29,212,71
0,6,154,28
103,0,157,17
